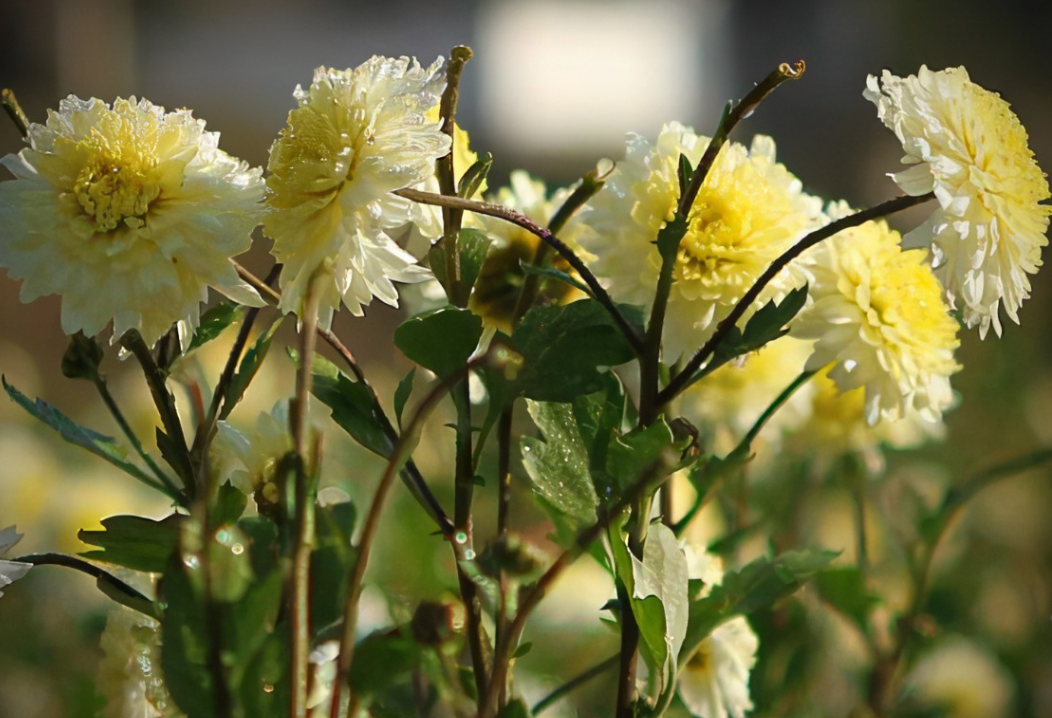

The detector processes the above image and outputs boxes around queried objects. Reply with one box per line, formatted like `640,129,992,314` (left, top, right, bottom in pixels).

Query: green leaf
394,368,416,428
395,306,483,379
457,228,495,298
519,263,589,294
350,632,423,699
655,214,689,262
3,377,167,492
511,300,636,402
709,286,809,371
497,698,532,718
602,419,677,502
188,302,241,353
571,373,627,481
458,152,493,199
311,352,396,458
679,548,837,663
520,400,599,545
160,556,217,718
221,318,283,420
512,641,533,659
210,481,248,527
815,567,879,632
677,154,694,197
79,514,182,573
311,501,358,633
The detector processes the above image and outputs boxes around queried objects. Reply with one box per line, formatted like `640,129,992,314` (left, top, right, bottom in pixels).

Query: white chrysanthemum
97,607,185,718
265,56,451,325
793,203,960,424
0,96,265,346
0,525,32,598
469,171,585,330
682,336,814,454
865,66,1051,337
678,547,759,718
579,122,824,360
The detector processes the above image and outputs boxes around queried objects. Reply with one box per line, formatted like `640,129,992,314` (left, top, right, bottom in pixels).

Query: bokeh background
2,1,1051,717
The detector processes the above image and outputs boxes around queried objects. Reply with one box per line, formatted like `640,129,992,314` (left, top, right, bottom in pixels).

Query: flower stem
659,192,935,405
91,375,183,501
437,46,473,307
290,274,322,718
1,88,29,137
17,552,157,619
329,357,488,718
396,188,645,356
121,330,197,496
233,261,453,536
532,653,619,715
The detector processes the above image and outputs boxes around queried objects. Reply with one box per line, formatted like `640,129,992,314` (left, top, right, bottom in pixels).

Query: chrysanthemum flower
0,96,265,346
469,171,585,330
0,525,32,598
578,122,824,360
788,366,941,461
97,607,184,718
265,56,451,325
793,203,960,424
865,66,1051,337
678,546,759,718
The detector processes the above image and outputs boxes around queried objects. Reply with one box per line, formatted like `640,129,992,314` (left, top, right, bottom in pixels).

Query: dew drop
263,684,275,694
464,549,476,560
455,531,468,544
231,543,245,555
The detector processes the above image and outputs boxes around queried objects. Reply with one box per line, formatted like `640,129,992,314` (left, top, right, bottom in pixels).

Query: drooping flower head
793,203,960,424
469,171,586,331
0,525,32,598
678,546,759,718
265,56,451,325
0,97,265,346
579,122,824,359
865,66,1051,337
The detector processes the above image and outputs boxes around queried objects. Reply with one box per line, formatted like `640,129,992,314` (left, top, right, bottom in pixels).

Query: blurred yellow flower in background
865,66,1051,338
265,56,451,324
0,96,265,347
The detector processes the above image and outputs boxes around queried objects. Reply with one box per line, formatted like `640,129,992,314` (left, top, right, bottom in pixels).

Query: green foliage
79,514,182,573
394,367,416,427
188,302,241,353
679,549,837,664
221,318,283,420
3,377,171,494
311,352,396,457
395,306,484,379
815,567,880,632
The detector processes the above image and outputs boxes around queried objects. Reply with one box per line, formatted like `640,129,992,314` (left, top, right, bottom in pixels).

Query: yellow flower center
868,251,955,344
676,193,747,282
74,155,160,232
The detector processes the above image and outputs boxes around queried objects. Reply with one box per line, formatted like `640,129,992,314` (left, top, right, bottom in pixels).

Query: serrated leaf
395,306,483,379
521,400,598,545
512,300,635,402
188,302,241,353
679,548,837,664
710,285,809,369
3,378,166,492
221,318,283,420
79,514,183,573
394,368,416,428
602,419,676,502
311,353,395,458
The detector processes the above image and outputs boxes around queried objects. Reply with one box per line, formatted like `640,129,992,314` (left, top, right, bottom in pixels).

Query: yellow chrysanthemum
682,336,813,454
265,56,451,324
469,171,585,331
865,66,1051,337
793,203,960,424
579,122,824,359
790,366,940,457
0,96,265,346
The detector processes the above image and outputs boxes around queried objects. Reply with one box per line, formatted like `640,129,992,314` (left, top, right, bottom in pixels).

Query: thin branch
659,192,935,404
17,553,155,613
1,88,30,137
532,653,619,715
436,45,474,306
329,356,489,718
396,188,644,356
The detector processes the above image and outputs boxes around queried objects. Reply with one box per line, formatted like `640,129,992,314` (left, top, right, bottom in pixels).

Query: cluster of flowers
0,56,1048,718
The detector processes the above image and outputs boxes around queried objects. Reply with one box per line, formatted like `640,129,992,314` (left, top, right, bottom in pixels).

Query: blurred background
2,1,1051,717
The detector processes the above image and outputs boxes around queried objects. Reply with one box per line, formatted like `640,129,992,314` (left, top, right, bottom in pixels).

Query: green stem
121,330,196,495
437,46,473,307
532,653,619,715
330,357,489,718
17,552,156,618
290,274,322,718
659,193,935,404
92,376,182,500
